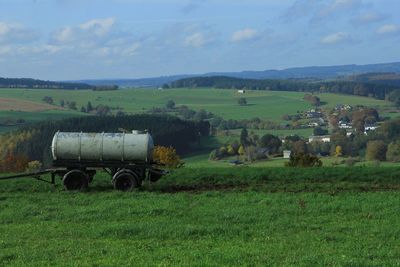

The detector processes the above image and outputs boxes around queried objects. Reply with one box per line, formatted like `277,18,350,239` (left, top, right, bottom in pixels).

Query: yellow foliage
335,145,342,157
238,145,245,155
152,146,182,168
227,145,235,155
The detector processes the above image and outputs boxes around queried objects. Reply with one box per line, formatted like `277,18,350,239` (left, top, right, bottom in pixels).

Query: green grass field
1,168,399,266
0,110,84,131
0,88,392,122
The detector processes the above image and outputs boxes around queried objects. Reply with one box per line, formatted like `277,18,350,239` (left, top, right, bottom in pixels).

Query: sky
0,0,399,80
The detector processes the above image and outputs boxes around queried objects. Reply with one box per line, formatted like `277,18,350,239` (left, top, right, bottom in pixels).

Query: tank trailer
0,131,165,191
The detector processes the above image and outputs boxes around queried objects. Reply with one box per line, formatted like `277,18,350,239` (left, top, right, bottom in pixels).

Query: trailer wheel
63,170,89,191
112,171,138,192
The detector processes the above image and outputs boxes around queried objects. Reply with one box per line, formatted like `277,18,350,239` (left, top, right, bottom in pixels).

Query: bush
285,153,323,167
166,100,175,109
26,160,43,172
152,146,182,168
366,140,387,161
386,141,400,162
238,98,247,106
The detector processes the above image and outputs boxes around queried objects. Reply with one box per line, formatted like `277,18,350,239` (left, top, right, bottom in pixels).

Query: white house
308,135,331,143
237,90,245,94
283,150,291,159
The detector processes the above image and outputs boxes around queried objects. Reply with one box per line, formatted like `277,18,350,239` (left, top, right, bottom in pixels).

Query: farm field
0,168,399,266
0,88,392,121
0,110,85,133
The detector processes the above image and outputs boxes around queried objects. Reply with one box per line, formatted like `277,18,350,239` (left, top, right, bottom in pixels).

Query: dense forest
0,77,108,90
0,114,210,169
169,75,400,100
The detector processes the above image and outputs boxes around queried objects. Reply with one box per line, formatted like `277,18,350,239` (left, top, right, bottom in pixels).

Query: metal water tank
51,131,154,162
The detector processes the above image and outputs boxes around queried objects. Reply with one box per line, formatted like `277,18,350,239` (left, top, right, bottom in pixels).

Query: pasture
0,88,392,123
0,168,399,266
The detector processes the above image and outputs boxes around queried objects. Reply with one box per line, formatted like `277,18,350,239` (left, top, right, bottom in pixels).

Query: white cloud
184,32,207,47
353,12,386,25
48,17,143,58
52,17,115,45
183,28,217,48
376,24,400,34
231,28,258,42
0,22,38,44
79,18,115,37
320,32,351,44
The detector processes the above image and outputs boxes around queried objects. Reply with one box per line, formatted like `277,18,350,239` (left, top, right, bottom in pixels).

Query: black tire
62,170,89,191
112,171,138,192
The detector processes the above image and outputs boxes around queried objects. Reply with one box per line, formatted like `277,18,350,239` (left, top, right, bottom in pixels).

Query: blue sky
0,0,399,80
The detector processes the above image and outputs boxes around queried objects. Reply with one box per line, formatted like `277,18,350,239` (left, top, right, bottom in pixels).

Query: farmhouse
308,135,331,143
339,122,352,129
237,89,245,94
283,150,291,159
306,111,323,118
364,124,379,134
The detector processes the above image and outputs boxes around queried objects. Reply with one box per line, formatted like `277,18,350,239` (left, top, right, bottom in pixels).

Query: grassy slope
0,88,391,122
0,168,399,266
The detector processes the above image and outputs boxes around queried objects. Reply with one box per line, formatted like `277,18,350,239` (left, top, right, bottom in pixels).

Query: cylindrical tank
51,131,154,162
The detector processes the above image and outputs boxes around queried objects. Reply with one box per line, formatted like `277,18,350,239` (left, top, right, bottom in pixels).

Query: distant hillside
0,77,93,90
170,75,400,100
344,72,400,87
75,62,400,87
74,75,192,88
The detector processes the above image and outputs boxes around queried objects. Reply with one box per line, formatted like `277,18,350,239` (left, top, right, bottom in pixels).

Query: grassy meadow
1,168,399,266
0,87,392,123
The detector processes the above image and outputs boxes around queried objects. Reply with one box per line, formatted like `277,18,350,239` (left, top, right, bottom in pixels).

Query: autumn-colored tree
335,145,343,157
366,140,387,161
152,146,182,168
226,145,235,155
285,153,322,167
0,152,29,173
238,145,245,155
386,141,400,162
292,140,308,155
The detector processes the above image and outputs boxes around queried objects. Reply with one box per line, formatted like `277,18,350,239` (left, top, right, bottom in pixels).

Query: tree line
169,76,400,101
0,77,119,90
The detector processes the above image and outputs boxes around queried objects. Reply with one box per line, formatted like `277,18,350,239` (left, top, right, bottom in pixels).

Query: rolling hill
74,62,400,87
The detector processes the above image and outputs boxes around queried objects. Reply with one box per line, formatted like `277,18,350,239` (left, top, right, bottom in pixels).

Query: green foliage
303,93,320,106
170,76,395,100
0,77,92,89
285,153,323,167
259,134,281,154
386,141,400,162
240,127,249,146
313,127,328,136
42,96,53,105
166,99,175,109
366,140,387,161
238,97,247,106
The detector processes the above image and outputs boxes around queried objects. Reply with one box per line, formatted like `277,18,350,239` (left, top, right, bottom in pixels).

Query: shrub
166,100,175,109
152,146,182,168
285,153,323,167
238,98,247,106
386,141,400,162
366,140,387,161
26,160,43,172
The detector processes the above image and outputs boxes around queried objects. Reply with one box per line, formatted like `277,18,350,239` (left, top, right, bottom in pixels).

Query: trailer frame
0,161,166,191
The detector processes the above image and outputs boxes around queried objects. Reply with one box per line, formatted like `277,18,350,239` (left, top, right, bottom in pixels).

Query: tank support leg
51,172,55,185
